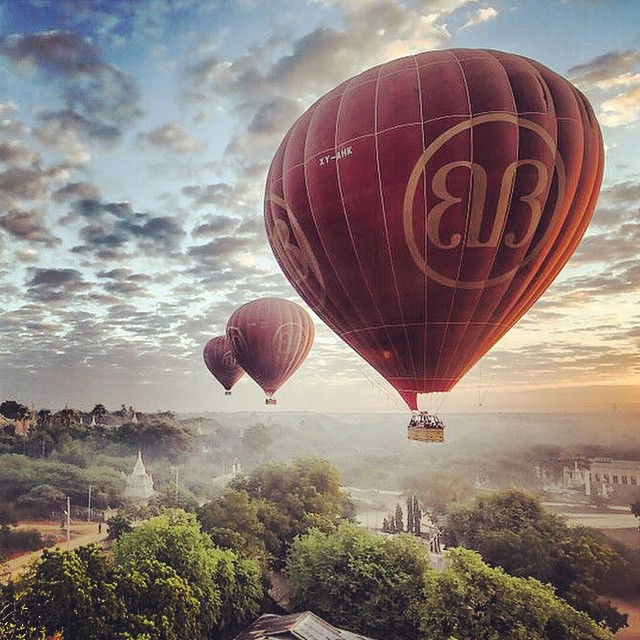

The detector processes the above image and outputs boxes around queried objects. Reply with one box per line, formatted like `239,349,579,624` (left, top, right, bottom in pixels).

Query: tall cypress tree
406,496,414,533
395,503,404,532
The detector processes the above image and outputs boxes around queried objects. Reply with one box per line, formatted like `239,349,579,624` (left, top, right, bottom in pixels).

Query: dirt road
2,521,107,582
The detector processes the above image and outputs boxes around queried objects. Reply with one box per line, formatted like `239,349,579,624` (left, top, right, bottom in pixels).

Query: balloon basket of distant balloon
224,391,232,396
265,398,277,405
407,412,445,443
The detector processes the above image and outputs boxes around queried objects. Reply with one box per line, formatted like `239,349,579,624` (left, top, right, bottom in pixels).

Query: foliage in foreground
286,522,615,640
420,548,614,640
0,510,265,640
446,489,635,632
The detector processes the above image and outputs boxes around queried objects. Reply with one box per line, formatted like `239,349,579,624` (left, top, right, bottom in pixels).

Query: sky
0,0,638,416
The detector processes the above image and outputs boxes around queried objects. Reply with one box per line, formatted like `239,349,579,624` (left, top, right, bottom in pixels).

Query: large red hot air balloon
203,335,244,395
226,298,314,404
264,48,604,439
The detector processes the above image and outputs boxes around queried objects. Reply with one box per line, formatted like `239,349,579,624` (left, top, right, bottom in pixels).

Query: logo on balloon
266,194,326,303
403,114,567,289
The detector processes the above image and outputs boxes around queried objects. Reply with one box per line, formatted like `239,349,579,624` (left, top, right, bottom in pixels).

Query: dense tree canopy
208,457,355,568
446,489,634,632
11,545,131,640
0,400,30,421
197,489,269,567
287,522,428,639
112,509,264,638
286,523,615,640
419,548,615,640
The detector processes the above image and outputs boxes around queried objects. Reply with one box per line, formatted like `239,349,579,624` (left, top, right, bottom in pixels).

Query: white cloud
460,6,498,30
599,83,640,127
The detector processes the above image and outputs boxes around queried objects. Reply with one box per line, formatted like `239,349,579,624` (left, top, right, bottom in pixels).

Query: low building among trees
233,611,376,640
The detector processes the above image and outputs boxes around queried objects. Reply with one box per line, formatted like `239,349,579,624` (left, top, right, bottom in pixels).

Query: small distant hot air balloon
203,335,244,395
226,298,314,404
264,48,604,441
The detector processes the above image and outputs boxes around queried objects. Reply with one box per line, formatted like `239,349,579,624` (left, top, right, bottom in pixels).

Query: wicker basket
407,426,445,443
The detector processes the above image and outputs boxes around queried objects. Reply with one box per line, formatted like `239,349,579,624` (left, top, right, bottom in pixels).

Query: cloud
0,141,39,167
0,165,69,202
26,267,90,302
599,85,640,127
97,268,153,296
53,181,101,202
192,215,242,237
0,208,59,246
460,6,499,30
0,102,29,137
568,49,640,127
0,31,143,146
137,123,206,154
184,0,467,172
66,197,186,258
569,49,640,90
34,110,93,164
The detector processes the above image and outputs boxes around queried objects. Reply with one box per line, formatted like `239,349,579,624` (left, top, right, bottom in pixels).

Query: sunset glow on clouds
0,0,637,414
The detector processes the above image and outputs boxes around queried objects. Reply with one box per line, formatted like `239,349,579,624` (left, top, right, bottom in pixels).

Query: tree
446,489,632,632
394,503,404,532
12,545,130,640
631,499,640,521
287,522,429,639
91,404,108,425
406,495,421,534
229,457,354,566
2,542,210,640
405,469,475,515
418,548,615,640
197,489,269,567
56,407,75,429
406,495,413,532
106,514,133,540
112,509,264,637
147,485,198,514
115,558,200,640
35,409,51,430
241,423,272,453
0,401,29,421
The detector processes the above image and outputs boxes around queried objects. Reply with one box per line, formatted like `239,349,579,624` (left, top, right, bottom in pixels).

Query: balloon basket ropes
407,412,445,443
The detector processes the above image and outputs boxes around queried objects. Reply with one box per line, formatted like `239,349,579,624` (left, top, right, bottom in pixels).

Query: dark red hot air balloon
264,48,604,439
226,298,314,404
203,335,244,395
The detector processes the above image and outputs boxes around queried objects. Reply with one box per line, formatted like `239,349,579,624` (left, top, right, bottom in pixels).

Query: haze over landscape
0,0,638,417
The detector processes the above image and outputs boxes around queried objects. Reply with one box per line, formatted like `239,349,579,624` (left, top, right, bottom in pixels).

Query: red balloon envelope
264,48,604,411
203,335,244,395
226,298,314,404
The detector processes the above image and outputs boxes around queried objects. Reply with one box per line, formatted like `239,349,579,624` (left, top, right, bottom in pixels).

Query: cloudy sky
0,0,638,416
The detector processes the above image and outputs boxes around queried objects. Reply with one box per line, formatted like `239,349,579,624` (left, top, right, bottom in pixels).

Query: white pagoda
124,450,154,501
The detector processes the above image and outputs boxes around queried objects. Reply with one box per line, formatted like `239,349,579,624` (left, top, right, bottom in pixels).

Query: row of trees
383,496,423,534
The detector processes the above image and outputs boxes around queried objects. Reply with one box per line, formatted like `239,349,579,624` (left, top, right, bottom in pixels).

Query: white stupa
124,450,154,501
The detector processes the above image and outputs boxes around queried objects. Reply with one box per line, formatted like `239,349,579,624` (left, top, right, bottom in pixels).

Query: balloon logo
226,298,314,404
203,335,244,395
264,48,604,413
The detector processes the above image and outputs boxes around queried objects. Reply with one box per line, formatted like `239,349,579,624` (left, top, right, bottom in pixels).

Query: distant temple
124,450,154,501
